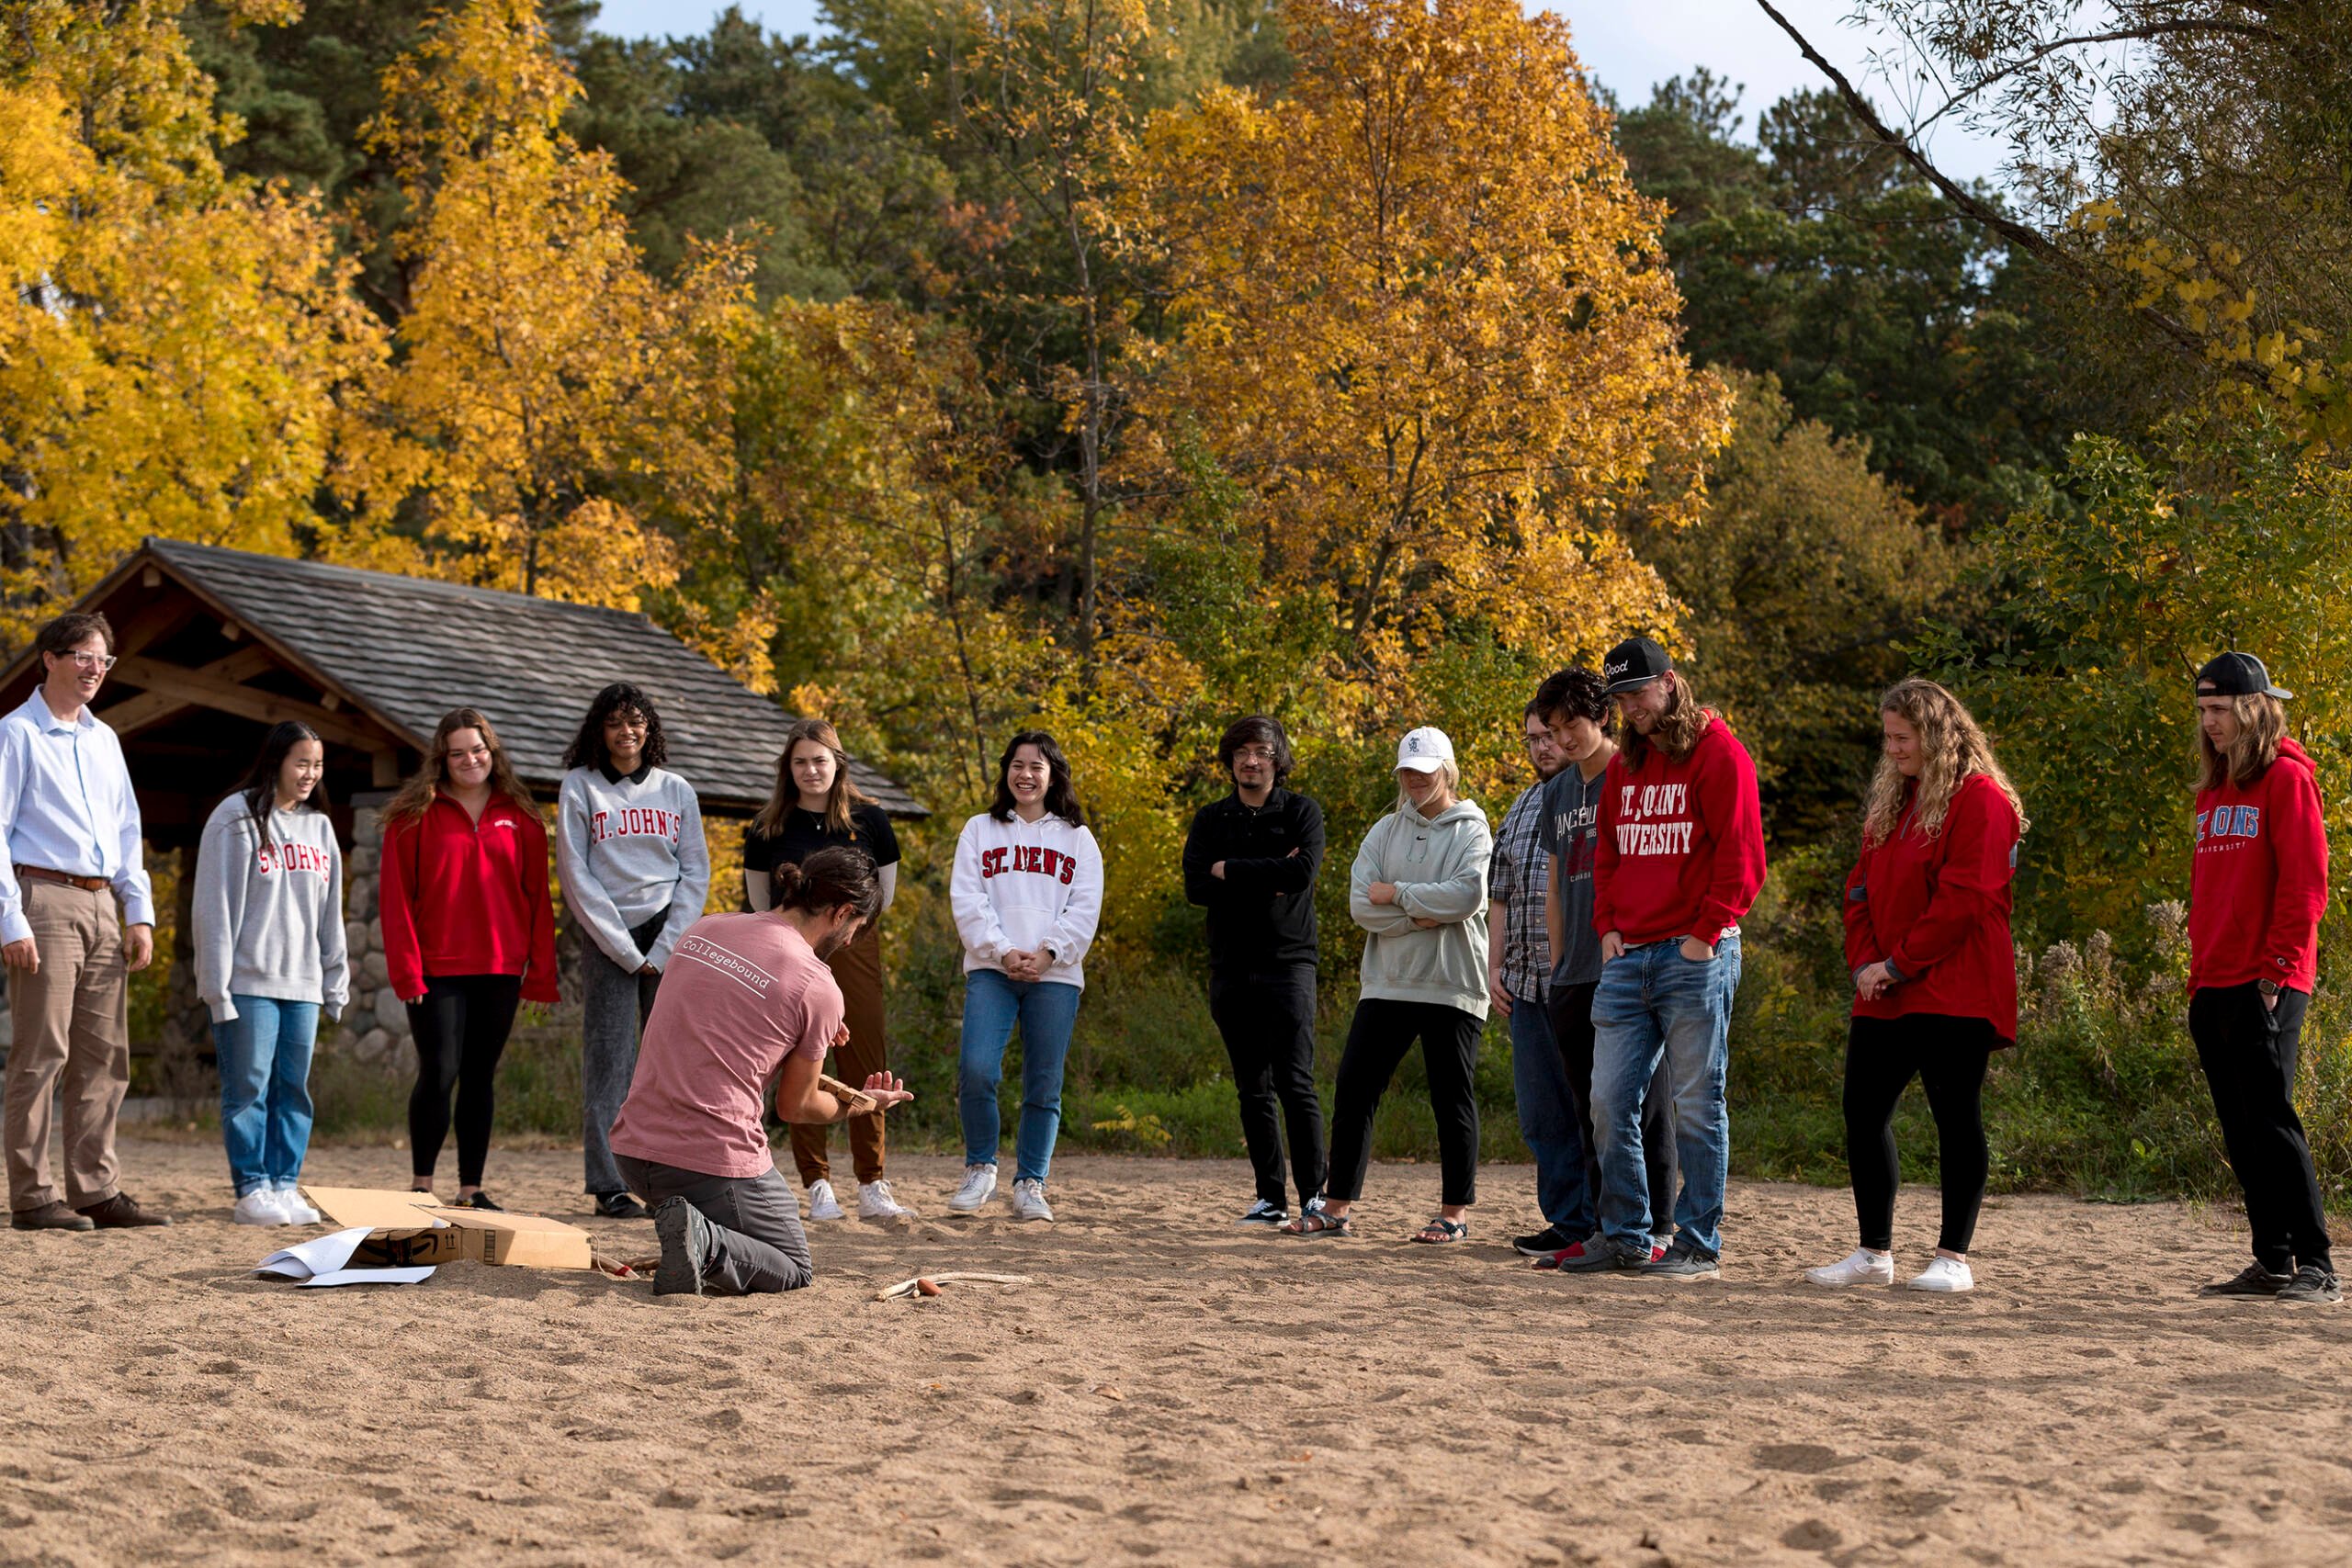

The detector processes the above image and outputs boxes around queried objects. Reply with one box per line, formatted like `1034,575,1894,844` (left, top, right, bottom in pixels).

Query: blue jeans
957,969,1083,1184
1509,990,1591,1235
216,995,320,1197
1589,934,1741,1258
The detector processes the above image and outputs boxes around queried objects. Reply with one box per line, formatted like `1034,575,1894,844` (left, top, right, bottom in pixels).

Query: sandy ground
1,1138,2347,1566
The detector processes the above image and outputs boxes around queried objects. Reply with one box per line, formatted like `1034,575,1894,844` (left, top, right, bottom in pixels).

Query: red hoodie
1593,712,1767,947
380,792,560,1005
2190,736,2327,995
1842,772,2022,1043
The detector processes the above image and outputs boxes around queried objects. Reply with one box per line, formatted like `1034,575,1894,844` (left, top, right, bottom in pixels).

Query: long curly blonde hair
1861,679,2026,847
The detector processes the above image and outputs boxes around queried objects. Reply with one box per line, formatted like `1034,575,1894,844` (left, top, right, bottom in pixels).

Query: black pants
1547,980,1679,1240
406,975,523,1187
1209,964,1327,1209
2190,983,2332,1273
1327,998,1481,1207
1844,1013,1994,1254
616,1156,813,1294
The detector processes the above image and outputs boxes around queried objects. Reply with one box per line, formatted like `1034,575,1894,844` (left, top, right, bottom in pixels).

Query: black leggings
1844,1013,1995,1254
407,975,524,1187
1327,998,1482,1207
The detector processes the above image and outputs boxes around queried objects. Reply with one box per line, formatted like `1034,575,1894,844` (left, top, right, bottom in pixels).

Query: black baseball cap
1601,636,1672,695
2196,651,2293,701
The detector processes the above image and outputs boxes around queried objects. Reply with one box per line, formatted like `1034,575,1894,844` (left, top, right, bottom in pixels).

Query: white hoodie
950,810,1104,989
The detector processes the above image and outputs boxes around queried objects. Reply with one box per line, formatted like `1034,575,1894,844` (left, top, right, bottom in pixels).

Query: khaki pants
4,880,130,1212
789,921,888,1187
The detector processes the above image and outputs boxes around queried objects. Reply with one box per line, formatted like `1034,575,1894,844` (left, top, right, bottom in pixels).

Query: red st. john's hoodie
1842,772,2023,1043
379,792,561,1005
1593,711,1767,948
2190,736,2327,995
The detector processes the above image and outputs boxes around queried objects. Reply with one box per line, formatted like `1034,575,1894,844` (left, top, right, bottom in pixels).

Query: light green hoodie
1350,796,1494,1020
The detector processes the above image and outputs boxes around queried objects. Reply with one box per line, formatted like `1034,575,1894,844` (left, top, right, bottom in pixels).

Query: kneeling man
611,845,911,1296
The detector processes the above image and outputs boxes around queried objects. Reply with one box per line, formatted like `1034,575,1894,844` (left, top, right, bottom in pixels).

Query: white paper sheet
255,1224,438,1286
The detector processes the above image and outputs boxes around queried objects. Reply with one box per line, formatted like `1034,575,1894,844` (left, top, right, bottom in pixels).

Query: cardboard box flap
304,1187,450,1230
303,1187,595,1270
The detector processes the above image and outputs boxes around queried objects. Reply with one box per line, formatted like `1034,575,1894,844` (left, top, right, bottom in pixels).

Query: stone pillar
155,841,213,1109
335,796,414,1075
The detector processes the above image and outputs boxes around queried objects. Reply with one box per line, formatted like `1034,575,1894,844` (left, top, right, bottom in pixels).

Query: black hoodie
1181,786,1325,970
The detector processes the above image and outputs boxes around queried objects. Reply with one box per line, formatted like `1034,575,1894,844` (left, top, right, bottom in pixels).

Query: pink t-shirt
609,913,845,1179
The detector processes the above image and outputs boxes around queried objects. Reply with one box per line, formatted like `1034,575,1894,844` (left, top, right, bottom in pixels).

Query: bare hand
1600,931,1625,963
1211,861,1227,880
1410,916,1441,930
1854,961,1894,1000
831,1021,852,1050
859,1071,915,1111
1679,936,1715,963
639,962,660,976
2,938,35,974
1368,881,1398,906
1487,973,1512,1015
2265,988,2279,1013
1001,948,1044,981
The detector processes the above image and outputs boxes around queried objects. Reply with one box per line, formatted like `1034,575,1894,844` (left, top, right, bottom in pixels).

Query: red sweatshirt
379,792,560,1005
1593,713,1767,947
1842,773,2022,1043
2190,736,2327,995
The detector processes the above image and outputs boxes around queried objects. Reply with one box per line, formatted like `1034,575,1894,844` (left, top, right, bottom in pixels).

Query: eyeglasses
62,652,117,671
1232,746,1278,762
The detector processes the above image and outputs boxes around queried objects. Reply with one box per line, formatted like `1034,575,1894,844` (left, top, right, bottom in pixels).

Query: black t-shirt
743,802,901,898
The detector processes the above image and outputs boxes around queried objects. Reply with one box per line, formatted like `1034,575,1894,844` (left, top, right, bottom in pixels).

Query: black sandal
1412,1216,1468,1244
1284,1209,1352,1237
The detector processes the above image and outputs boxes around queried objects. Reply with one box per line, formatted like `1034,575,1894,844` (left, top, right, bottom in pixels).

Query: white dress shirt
0,687,154,945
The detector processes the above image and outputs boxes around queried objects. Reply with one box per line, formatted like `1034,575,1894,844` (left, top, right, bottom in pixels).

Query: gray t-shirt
1539,762,1608,987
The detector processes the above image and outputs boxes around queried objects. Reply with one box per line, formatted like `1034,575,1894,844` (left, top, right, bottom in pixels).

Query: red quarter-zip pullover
379,792,560,1004
1842,772,2023,1043
2190,737,2327,995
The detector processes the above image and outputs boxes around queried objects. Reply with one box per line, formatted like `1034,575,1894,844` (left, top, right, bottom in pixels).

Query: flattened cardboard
302,1187,596,1271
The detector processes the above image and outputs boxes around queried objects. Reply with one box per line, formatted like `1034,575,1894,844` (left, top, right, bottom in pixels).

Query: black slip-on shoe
595,1191,651,1220
2277,1266,2342,1305
2199,1262,2293,1298
458,1190,505,1213
1513,1224,1577,1258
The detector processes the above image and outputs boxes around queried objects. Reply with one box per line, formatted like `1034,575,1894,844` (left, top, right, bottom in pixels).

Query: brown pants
4,881,130,1212
789,921,887,1187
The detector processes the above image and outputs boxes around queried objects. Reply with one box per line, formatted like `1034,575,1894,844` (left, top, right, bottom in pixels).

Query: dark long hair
989,729,1086,827
753,717,875,840
383,707,537,825
1217,715,1295,785
772,845,883,921
561,682,670,773
231,722,325,840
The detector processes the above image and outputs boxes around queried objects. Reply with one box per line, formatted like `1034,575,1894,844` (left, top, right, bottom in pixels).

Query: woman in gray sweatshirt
193,722,349,1227
1287,727,1492,1243
555,682,709,1219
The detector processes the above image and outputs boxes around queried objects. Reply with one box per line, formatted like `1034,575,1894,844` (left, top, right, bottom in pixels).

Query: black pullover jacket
1182,786,1325,971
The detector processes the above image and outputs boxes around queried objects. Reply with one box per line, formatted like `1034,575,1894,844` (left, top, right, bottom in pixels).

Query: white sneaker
232,1190,288,1226
1804,1247,1896,1287
275,1183,322,1225
856,1179,911,1219
1907,1256,1974,1292
806,1179,846,1222
1009,1178,1054,1223
947,1164,998,1213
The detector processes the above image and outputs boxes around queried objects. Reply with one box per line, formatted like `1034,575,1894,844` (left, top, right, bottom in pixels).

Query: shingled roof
124,539,924,818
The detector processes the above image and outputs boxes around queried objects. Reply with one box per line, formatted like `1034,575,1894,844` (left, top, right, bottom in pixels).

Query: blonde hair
753,718,876,840
1394,758,1460,816
383,707,537,825
1861,680,2027,847
1619,671,1711,769
2196,693,2287,792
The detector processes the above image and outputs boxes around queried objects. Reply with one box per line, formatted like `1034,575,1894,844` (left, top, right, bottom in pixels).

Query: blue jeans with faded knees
1589,934,1741,1258
957,968,1083,1184
216,995,320,1197
1509,989,1590,1235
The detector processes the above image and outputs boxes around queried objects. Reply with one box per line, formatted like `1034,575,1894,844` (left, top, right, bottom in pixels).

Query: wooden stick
875,1271,1035,1301
819,1074,880,1117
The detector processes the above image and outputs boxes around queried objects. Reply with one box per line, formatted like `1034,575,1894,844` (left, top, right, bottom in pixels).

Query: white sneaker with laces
1009,1178,1054,1223
275,1182,323,1224
232,1189,287,1226
1804,1247,1895,1287
1907,1256,1974,1292
806,1179,846,1222
947,1164,998,1213
856,1179,910,1219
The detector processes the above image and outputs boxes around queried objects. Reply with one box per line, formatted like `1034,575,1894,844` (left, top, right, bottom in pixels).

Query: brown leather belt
14,865,109,892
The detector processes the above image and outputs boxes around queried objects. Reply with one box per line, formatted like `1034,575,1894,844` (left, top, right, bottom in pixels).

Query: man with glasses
1182,716,1328,1227
1,613,170,1230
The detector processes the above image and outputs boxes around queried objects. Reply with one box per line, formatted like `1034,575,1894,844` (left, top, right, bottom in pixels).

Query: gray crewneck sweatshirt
192,794,350,1022
555,764,711,971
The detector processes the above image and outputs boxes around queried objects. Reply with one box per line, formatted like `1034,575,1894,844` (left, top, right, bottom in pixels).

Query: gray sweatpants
583,911,666,1197
615,1156,814,1294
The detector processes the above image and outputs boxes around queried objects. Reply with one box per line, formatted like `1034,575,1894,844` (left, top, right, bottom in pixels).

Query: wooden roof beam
98,646,279,737
109,654,393,755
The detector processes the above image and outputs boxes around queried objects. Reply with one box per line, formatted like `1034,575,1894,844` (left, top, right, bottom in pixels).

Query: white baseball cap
1395,727,1455,773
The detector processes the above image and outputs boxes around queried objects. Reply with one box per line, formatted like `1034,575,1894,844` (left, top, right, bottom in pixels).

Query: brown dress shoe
76,1193,173,1228
12,1200,96,1232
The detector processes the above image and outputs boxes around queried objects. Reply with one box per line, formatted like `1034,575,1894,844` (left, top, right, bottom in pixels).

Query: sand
1,1136,2347,1566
